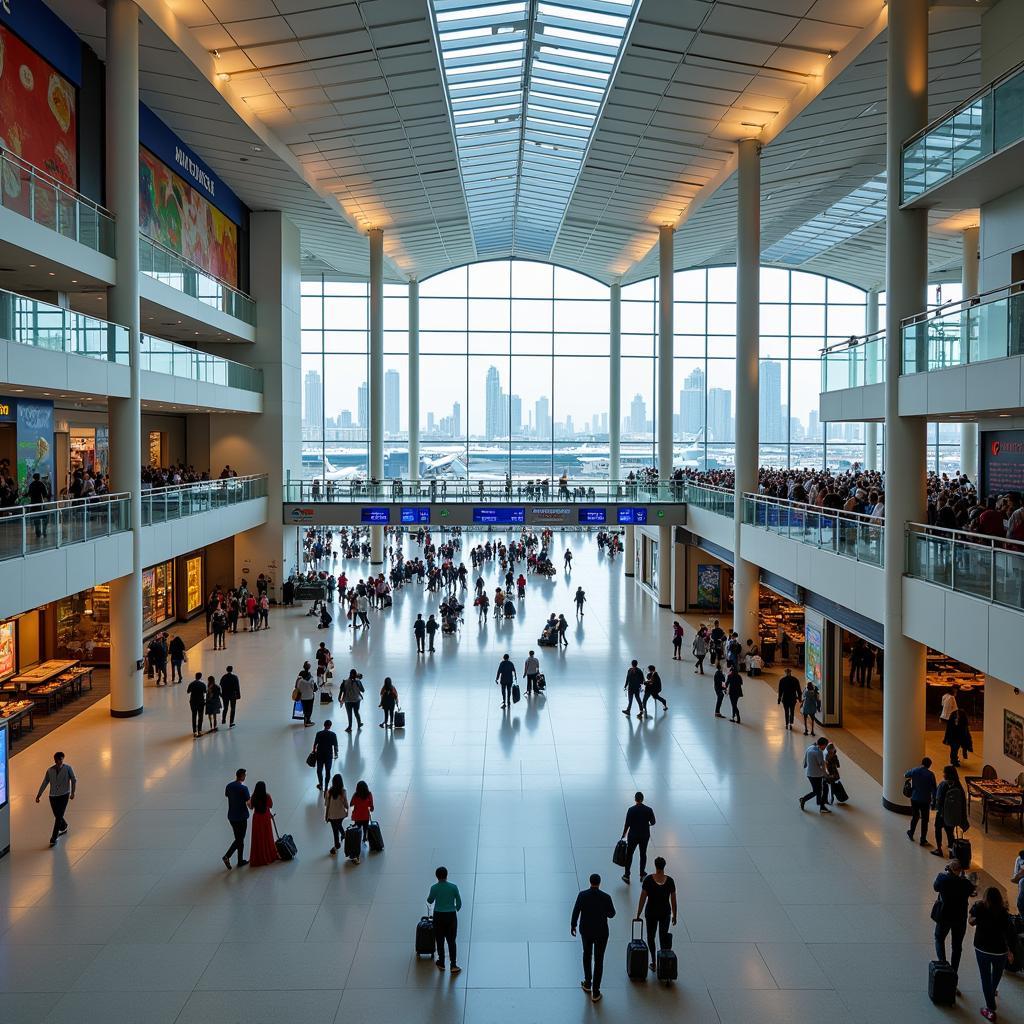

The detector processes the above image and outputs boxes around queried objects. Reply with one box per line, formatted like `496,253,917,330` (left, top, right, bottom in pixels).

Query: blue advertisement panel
473,507,525,524
696,564,721,609
400,507,430,524
1,397,54,491
578,507,606,524
0,0,82,85
361,507,390,524
617,507,648,525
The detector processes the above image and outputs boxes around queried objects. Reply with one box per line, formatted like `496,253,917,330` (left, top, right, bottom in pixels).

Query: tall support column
657,226,674,493
624,525,635,578
733,138,761,646
609,283,621,486
961,226,980,481
882,0,929,812
656,525,672,607
408,280,420,483
864,288,880,471
369,228,384,563
106,0,142,717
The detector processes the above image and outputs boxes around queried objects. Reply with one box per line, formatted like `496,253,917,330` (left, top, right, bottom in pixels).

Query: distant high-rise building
509,394,522,435
680,365,705,436
485,366,503,439
707,388,732,442
384,369,400,435
759,361,783,443
357,382,368,429
303,369,323,432
629,393,646,435
427,412,435,433
808,409,820,440
339,409,353,429
600,412,608,434
565,415,574,437
452,402,462,438
535,396,550,437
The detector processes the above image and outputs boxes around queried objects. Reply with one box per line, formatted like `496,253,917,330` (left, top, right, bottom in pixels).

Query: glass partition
140,475,268,526
0,289,128,363
140,335,262,393
0,494,130,562
820,331,886,392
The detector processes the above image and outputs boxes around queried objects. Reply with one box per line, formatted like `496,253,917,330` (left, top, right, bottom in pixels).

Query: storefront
54,586,110,663
69,426,109,480
0,396,55,493
0,611,45,680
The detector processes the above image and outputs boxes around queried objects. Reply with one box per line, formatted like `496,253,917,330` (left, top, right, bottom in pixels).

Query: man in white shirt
940,688,958,723
799,737,831,814
524,650,541,695
35,751,77,846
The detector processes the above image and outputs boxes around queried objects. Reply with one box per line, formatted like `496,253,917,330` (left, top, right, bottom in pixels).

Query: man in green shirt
427,866,463,974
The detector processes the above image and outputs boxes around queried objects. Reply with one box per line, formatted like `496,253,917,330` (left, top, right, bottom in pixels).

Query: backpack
942,785,968,831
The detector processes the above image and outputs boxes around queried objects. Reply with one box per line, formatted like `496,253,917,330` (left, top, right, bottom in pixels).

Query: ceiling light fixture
218,72,231,82
211,49,221,59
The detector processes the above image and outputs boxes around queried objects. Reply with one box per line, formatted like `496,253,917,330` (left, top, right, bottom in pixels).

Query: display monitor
360,507,390,524
0,723,7,811
400,507,431,524
578,508,607,524
617,507,648,525
473,507,525,524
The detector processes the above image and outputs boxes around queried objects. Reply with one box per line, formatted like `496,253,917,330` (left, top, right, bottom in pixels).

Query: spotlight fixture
218,72,231,82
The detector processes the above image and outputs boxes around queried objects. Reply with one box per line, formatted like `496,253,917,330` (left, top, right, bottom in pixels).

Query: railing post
21,511,26,557
990,544,996,603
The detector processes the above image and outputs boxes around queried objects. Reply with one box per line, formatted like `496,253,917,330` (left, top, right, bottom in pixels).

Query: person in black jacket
713,665,726,719
413,614,426,654
640,665,667,719
726,667,743,724
777,669,801,730
220,667,241,727
186,672,206,738
310,720,339,790
570,873,616,1003
621,792,656,883
933,859,976,973
622,660,644,717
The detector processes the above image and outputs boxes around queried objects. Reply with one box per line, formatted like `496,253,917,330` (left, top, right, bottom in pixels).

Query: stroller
503,599,517,619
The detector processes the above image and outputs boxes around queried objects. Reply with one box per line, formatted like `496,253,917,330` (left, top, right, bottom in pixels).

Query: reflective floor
2,531,1022,1024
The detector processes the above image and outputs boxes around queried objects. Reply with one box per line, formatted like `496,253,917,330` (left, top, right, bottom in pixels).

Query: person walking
971,886,1016,1020
341,670,365,732
824,742,842,803
571,873,616,1003
496,653,517,709
211,605,227,650
905,756,937,846
692,627,708,674
800,680,819,736
944,708,973,768
205,675,223,733
1011,849,1024,918
799,736,831,814
34,751,76,847
931,765,969,859
777,669,801,730
575,587,586,618
294,662,317,727
427,866,463,975
414,613,426,654
311,720,339,789
933,857,975,975
524,650,541,696
324,773,348,856
713,664,726,718
379,677,399,728
637,856,677,972
725,666,743,724
220,666,240,727
564,548,573,571
426,613,439,652
557,613,569,646
169,633,185,684
187,672,207,737
623,660,644,716
640,665,667,719
621,791,656,883
246,781,279,867
222,768,249,869
671,621,684,660
348,780,374,858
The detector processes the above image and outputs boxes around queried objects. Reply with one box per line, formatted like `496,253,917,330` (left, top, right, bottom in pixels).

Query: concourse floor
2,531,1023,1024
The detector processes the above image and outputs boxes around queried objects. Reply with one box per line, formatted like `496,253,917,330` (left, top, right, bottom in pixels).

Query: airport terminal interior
6,0,1024,1020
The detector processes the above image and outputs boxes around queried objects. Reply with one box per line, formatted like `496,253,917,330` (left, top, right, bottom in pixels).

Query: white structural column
733,138,761,646
609,283,621,486
369,228,384,564
408,280,420,483
624,525,635,578
106,0,143,717
882,0,929,812
657,226,674,491
961,225,980,481
864,288,880,471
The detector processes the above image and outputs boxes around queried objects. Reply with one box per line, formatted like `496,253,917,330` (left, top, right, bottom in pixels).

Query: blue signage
139,104,246,224
361,507,390,524
400,506,431,524
617,507,648,525
0,0,82,85
473,507,525,525
578,507,606,524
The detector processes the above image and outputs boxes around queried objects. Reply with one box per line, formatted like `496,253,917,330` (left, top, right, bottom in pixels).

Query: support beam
408,280,420,483
657,226,674,493
882,0,929,813
609,283,621,487
369,228,384,563
864,288,880,471
656,525,672,608
624,525,635,578
961,226,980,482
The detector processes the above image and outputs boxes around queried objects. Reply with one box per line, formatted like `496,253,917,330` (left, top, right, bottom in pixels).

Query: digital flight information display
360,507,390,524
617,507,648,525
473,507,525,525
400,506,431,524
578,508,607,524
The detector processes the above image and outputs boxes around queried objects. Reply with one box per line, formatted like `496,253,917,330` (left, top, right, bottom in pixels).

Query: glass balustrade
685,483,735,518
820,331,886,392
140,335,263,393
0,150,115,255
139,234,256,325
140,475,268,526
902,59,1024,202
0,494,130,561
0,288,128,363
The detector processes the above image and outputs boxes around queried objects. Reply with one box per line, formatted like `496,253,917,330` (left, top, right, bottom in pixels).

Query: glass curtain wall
300,260,869,479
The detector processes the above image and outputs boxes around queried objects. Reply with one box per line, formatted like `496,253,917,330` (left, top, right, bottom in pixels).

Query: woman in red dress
247,781,279,867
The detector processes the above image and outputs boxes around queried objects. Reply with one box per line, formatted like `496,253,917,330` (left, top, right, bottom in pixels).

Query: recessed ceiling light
71,279,78,284
28,264,36,268
48,272,55,276
218,72,231,82
12,388,24,392
250,144,262,153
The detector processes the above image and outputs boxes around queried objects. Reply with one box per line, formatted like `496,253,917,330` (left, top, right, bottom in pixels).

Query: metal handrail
901,281,1022,329
140,475,268,527
139,232,254,301
1,491,131,515
744,490,882,526
0,492,131,561
905,520,1024,552
0,148,112,216
820,329,886,355
142,473,267,495
140,334,263,393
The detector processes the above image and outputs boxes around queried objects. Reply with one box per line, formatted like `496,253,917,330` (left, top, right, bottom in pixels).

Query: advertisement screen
139,146,239,287
981,430,1024,499
0,24,77,224
617,507,648,525
473,507,525,524
361,507,390,524
400,507,430,524
16,398,53,492
0,723,6,810
0,620,14,681
578,508,606,524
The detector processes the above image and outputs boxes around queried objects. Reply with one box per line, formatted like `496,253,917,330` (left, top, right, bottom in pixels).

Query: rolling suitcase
416,913,435,957
343,823,362,860
928,960,957,1005
656,947,678,983
535,673,546,691
271,816,297,861
367,820,385,853
830,780,849,804
512,683,521,704
394,708,406,728
612,838,629,868
627,918,649,980
951,830,972,870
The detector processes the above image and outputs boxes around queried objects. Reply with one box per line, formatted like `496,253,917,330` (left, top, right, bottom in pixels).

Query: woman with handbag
294,661,317,727
247,781,279,867
324,774,348,856
341,670,365,732
801,681,819,736
379,677,399,729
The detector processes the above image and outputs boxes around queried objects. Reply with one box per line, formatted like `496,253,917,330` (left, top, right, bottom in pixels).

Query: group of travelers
205,578,271,646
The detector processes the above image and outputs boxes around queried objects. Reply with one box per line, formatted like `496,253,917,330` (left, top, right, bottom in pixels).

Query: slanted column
369,228,384,564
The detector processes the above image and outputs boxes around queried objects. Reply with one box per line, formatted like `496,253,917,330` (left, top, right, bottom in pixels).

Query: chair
965,764,997,813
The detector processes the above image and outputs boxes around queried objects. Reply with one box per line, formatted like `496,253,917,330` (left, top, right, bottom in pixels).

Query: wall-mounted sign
400,507,430,524
473,507,524,525
981,429,1024,499
361,507,390,524
617,507,648,525
288,507,315,522
528,506,573,525
578,508,606,524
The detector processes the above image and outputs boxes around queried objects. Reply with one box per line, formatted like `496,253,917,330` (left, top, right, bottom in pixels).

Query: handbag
306,750,317,768
291,687,301,701
930,896,944,924
903,777,914,799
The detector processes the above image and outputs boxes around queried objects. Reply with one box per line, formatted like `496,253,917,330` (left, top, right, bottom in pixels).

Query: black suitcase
343,824,362,860
951,832,971,869
928,960,956,1005
535,673,546,691
831,780,849,803
271,817,297,861
367,820,385,853
394,709,406,728
627,919,649,980
612,838,629,868
656,948,678,983
416,915,435,956
512,683,521,704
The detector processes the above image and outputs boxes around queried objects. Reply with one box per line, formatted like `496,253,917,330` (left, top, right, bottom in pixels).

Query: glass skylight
431,0,638,259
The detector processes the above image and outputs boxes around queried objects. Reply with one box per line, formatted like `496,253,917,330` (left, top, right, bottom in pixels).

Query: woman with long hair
349,779,374,858
970,886,1016,1020
247,781,279,867
324,774,348,856
379,677,399,729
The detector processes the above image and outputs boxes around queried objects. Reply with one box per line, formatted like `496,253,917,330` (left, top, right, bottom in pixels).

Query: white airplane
420,452,468,479
320,458,363,481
